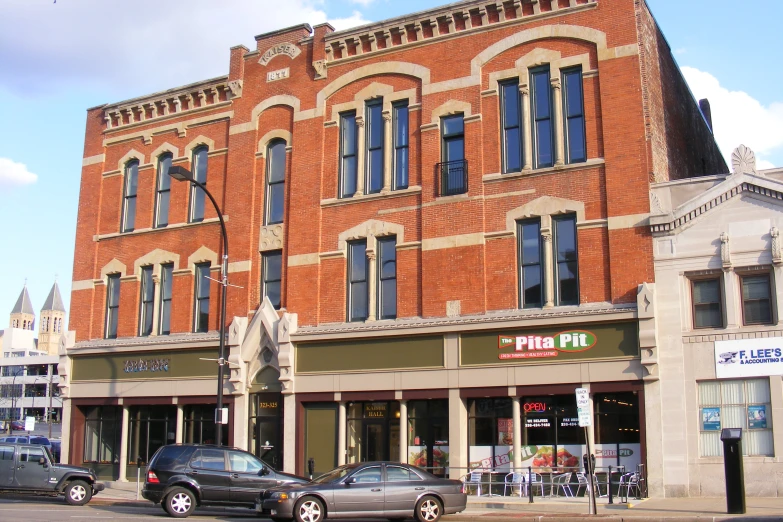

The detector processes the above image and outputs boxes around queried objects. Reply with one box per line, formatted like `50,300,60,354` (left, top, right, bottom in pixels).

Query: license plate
271,510,277,515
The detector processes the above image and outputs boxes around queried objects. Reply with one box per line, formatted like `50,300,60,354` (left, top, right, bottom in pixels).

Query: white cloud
329,10,373,30
0,157,38,188
674,48,687,55
682,66,783,169
0,0,371,98
349,0,376,6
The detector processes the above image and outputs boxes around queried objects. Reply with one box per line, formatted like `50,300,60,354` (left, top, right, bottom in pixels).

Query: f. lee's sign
498,331,597,360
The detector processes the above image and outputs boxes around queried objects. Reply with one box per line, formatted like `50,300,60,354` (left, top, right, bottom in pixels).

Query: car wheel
65,480,93,506
294,496,324,522
164,487,196,518
415,496,442,522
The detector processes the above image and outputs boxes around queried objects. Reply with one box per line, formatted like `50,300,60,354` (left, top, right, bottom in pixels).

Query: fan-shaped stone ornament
732,144,757,176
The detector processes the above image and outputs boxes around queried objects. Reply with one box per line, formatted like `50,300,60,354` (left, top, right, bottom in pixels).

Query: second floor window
553,215,579,305
378,236,397,320
518,219,543,308
155,154,172,228
121,160,139,233
340,111,358,198
500,79,522,173
348,240,368,321
530,67,553,168
139,266,154,336
440,114,466,196
366,101,384,194
741,273,772,325
266,140,286,225
393,102,409,190
563,67,586,164
194,262,211,332
105,274,120,339
692,278,722,329
262,250,282,309
159,263,173,335
189,147,209,223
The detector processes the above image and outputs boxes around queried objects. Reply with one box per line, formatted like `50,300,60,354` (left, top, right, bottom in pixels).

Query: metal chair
574,472,589,497
618,472,640,501
503,472,525,497
551,472,574,497
463,470,484,496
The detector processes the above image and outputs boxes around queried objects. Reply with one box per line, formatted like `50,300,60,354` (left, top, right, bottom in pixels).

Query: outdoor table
482,471,505,497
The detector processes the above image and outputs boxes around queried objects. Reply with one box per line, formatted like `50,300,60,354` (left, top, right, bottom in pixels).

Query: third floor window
154,153,172,228
265,140,286,225
530,66,553,169
189,146,209,223
366,100,384,194
393,102,409,190
121,160,138,233
340,111,358,198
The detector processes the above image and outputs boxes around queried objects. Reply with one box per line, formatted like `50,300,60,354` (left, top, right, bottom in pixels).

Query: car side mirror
345,477,356,484
38,457,46,466
260,467,271,476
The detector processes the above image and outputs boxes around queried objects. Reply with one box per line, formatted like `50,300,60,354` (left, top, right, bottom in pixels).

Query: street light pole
168,165,229,447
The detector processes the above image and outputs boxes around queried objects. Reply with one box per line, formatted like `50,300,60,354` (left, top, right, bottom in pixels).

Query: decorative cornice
323,0,596,65
72,331,220,352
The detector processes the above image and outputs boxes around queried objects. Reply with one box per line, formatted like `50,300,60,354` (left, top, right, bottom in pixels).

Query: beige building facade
648,146,783,497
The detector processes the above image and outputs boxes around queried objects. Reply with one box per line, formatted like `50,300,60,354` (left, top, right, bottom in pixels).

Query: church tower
9,284,35,331
38,281,66,355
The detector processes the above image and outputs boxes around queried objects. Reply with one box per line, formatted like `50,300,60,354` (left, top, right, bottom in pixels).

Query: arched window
189,146,209,223
155,153,173,228
265,140,286,225
121,159,139,232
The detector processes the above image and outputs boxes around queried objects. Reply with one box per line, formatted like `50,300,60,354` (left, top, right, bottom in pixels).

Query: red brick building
62,0,724,493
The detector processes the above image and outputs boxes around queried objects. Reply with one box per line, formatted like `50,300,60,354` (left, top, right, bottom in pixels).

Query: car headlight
270,492,290,500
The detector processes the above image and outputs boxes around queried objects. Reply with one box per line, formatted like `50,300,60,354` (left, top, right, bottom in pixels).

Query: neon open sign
523,402,548,413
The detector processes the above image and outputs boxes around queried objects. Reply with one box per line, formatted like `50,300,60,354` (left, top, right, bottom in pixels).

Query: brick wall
69,0,725,340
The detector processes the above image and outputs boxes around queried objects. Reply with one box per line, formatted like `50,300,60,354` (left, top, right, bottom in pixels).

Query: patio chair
618,472,640,500
574,472,589,497
551,472,574,497
463,470,484,496
503,472,525,497
529,472,545,496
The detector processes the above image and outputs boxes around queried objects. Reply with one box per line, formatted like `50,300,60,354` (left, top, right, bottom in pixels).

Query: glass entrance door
364,422,386,461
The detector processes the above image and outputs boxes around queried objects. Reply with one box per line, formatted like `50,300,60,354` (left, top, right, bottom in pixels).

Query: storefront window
83,406,120,464
468,398,513,470
521,396,584,470
128,405,177,464
698,379,773,457
181,404,227,446
407,400,448,476
346,401,400,464
249,393,282,469
594,392,641,469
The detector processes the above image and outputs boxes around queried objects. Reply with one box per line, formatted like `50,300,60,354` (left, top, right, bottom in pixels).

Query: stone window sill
321,186,421,208
94,216,226,242
483,158,606,183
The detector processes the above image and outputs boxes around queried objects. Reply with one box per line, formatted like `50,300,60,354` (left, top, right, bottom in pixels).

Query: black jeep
0,441,104,505
143,443,307,518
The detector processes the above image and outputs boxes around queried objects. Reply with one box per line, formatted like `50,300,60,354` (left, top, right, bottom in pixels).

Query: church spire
10,283,35,331
41,281,66,312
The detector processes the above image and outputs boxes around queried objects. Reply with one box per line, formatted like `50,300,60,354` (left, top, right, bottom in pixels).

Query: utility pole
47,365,53,439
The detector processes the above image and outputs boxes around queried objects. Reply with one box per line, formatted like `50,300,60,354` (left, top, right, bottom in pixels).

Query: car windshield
311,465,357,484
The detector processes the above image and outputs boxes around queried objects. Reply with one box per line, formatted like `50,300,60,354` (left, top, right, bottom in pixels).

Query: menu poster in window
594,443,641,471
748,405,767,429
702,407,721,431
497,418,513,445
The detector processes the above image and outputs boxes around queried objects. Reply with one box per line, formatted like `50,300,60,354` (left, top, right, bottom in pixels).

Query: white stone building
648,146,783,496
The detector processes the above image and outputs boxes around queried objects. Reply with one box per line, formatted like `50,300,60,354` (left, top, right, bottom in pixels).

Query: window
265,140,286,225
553,215,578,305
386,466,414,482
183,404,226,445
440,114,466,196
121,160,139,232
366,101,384,194
139,266,154,336
128,405,176,464
229,451,264,474
377,236,397,320
340,111,358,198
393,102,409,190
698,379,773,457
348,240,368,321
154,154,172,228
468,398,512,469
352,466,382,483
262,251,282,310
562,68,586,164
500,79,522,173
194,262,211,333
741,273,772,325
189,146,208,222
518,219,543,308
83,406,120,464
105,274,120,339
0,446,13,461
692,278,723,329
190,448,226,470
530,67,553,168
159,263,173,335
20,446,44,463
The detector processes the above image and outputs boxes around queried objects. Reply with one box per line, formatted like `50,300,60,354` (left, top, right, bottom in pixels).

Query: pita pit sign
498,331,597,360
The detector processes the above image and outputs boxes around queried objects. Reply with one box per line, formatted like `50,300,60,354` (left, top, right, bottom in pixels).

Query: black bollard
607,466,613,504
720,428,746,514
528,466,534,504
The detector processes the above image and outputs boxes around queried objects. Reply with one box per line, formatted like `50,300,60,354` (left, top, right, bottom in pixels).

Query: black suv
143,444,308,518
0,440,104,505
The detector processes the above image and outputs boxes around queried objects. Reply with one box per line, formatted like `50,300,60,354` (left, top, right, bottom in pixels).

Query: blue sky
1,0,781,329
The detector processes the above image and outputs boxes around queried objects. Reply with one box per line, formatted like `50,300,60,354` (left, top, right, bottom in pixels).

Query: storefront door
364,422,386,461
249,393,282,469
346,401,399,464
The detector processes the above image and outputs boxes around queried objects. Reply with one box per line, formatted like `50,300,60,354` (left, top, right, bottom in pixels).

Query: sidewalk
465,494,783,520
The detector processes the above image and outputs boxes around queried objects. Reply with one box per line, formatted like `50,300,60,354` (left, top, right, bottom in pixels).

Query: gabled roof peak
41,281,66,312
11,285,34,316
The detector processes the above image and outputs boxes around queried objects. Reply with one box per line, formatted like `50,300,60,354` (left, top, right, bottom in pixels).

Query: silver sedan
260,462,467,522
